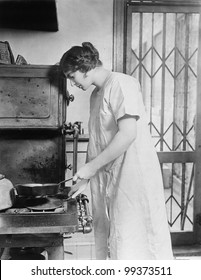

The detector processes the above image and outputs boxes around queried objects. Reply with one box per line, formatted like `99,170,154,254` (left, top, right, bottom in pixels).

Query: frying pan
15,178,73,197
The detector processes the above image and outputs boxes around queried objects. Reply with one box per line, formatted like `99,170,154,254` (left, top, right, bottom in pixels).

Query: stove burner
7,196,66,213
5,208,30,214
26,197,49,206
27,197,63,211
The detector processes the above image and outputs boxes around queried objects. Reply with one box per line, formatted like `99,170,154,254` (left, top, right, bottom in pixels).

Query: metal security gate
113,0,201,246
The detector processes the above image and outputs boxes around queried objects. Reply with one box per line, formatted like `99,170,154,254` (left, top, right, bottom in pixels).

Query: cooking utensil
15,177,73,197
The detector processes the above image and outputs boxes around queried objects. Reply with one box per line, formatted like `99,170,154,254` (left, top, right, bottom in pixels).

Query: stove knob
69,94,74,102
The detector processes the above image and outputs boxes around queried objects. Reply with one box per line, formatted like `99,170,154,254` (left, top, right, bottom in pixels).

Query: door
122,0,201,246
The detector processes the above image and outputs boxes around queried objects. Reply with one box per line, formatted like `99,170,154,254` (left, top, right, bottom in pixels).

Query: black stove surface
12,196,64,211
0,197,78,235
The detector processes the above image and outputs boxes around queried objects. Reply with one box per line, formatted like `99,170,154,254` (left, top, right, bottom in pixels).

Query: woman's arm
73,115,137,181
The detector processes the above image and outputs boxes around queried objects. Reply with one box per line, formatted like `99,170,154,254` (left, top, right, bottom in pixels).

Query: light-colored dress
87,72,173,260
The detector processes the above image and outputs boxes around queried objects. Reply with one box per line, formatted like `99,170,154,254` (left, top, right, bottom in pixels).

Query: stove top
0,194,92,239
0,195,78,236
5,196,66,213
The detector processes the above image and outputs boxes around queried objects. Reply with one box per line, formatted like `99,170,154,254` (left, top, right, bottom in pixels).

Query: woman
60,42,173,260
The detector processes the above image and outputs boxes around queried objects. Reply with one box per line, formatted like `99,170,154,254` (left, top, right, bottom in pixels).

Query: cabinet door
0,65,66,129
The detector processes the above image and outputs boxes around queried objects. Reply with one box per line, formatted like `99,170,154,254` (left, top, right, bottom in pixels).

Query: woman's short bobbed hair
60,42,102,77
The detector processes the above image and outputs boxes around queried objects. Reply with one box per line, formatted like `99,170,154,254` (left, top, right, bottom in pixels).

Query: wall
0,0,113,133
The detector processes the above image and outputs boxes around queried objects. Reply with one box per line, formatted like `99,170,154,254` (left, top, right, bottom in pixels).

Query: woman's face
68,70,92,91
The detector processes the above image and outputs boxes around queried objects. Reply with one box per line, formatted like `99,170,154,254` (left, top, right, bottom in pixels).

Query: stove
0,64,92,259
6,197,66,213
0,193,92,233
0,194,92,259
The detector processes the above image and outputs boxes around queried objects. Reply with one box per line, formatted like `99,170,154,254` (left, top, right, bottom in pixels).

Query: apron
87,72,173,260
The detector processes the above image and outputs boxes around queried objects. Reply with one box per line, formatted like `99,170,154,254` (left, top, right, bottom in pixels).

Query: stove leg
45,245,64,260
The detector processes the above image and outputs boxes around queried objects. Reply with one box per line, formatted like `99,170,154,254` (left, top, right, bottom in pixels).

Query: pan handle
58,177,73,185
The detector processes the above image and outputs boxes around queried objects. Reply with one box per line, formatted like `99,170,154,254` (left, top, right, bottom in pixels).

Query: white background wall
0,0,113,133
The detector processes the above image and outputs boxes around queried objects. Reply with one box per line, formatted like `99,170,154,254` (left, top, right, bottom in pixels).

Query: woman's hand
73,161,98,181
68,161,97,199
68,179,89,198
68,160,98,199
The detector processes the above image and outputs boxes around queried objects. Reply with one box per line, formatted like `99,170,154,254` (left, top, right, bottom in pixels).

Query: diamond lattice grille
130,12,199,231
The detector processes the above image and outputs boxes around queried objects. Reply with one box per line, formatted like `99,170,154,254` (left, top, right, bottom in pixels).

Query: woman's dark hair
60,42,102,77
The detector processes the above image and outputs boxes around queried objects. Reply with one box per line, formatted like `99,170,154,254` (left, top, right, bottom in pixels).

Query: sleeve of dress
109,75,142,122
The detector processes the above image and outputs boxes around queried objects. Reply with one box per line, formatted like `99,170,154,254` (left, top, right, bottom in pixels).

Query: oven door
0,65,66,129
0,130,66,186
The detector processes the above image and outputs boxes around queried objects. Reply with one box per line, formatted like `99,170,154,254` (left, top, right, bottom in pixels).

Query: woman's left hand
73,161,97,181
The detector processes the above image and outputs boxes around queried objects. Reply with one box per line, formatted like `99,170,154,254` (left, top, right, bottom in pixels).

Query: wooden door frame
195,11,201,245
113,0,201,246
113,0,127,73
